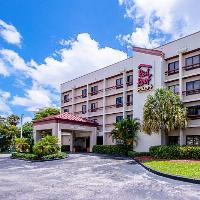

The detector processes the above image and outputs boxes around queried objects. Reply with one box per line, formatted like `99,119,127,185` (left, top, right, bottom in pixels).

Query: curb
134,159,200,185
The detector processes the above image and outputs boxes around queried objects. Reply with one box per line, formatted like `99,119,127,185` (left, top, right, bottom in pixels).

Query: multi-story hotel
33,31,200,152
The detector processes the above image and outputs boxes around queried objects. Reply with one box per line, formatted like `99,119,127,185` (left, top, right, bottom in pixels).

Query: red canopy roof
33,112,98,126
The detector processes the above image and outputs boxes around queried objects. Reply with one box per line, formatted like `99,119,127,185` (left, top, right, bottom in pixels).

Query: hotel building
33,31,200,152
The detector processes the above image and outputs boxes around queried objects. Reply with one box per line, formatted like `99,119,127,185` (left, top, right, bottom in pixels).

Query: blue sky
0,0,199,122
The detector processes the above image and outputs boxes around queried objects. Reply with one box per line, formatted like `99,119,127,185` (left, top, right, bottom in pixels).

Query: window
116,97,123,107
168,84,179,94
186,135,200,146
64,108,69,113
127,114,133,120
64,94,70,103
96,136,103,145
82,105,87,114
187,105,200,118
186,80,200,95
168,136,179,145
116,78,123,88
127,94,133,105
185,54,200,70
116,116,123,123
91,102,97,112
127,75,133,85
168,61,179,75
82,89,87,98
91,86,98,95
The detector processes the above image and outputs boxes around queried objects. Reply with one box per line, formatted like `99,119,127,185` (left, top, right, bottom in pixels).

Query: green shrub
43,152,67,160
128,151,149,158
33,135,60,157
149,145,200,160
11,152,38,160
15,138,30,153
92,145,127,156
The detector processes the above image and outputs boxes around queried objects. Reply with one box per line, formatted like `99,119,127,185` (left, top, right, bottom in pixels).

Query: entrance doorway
74,136,90,152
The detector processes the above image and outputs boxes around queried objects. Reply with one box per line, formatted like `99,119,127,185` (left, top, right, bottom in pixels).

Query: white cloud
22,116,32,124
118,0,200,48
0,19,22,46
0,59,9,76
0,90,12,116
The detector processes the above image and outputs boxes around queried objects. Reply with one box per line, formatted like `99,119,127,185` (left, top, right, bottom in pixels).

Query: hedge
149,145,200,159
128,151,150,158
92,145,127,156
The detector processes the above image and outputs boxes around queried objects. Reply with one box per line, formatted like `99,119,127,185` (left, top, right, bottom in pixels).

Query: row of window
187,105,200,118
169,135,200,146
167,54,200,75
63,75,133,102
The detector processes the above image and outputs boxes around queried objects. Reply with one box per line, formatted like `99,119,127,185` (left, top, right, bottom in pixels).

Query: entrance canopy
33,112,98,152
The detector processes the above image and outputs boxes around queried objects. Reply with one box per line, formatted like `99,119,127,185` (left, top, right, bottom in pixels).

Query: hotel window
64,94,70,103
96,136,103,145
116,78,123,88
82,105,87,114
187,105,200,118
82,89,87,98
185,54,200,70
186,80,200,95
168,84,179,94
116,116,123,123
91,86,98,95
91,102,97,112
64,108,69,113
127,114,133,120
127,94,133,106
168,61,179,75
186,135,200,146
127,75,133,85
116,97,123,107
168,136,179,145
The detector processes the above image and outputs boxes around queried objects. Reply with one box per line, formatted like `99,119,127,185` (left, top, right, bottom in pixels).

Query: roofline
154,30,200,49
133,47,164,57
60,55,131,86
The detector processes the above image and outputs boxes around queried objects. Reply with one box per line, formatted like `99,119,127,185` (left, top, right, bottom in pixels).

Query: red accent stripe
133,47,164,57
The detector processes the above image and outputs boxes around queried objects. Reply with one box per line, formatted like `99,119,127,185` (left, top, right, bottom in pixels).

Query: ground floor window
168,136,179,145
186,135,200,146
96,136,103,145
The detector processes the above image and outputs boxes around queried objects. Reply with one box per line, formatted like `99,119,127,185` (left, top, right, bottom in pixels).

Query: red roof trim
133,47,164,57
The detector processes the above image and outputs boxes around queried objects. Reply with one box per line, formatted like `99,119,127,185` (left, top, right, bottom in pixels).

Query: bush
43,152,67,160
92,145,127,156
128,151,150,158
149,145,200,160
11,152,38,160
15,138,30,153
33,135,60,157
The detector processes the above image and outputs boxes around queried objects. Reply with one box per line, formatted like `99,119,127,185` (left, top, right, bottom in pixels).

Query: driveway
0,153,200,200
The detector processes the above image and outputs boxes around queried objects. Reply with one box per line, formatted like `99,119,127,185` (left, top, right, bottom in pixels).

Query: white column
123,70,127,119
57,122,62,146
70,132,73,152
90,127,97,152
102,78,106,144
86,84,89,118
72,87,75,114
178,53,183,101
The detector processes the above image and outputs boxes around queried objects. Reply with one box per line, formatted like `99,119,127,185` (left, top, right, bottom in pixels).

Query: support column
70,131,73,152
123,70,127,119
90,127,97,152
86,84,89,118
179,129,184,146
72,87,75,114
103,78,106,144
57,121,62,146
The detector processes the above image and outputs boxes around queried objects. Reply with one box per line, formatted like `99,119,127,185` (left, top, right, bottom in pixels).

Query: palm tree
111,118,140,154
7,114,20,126
143,88,187,144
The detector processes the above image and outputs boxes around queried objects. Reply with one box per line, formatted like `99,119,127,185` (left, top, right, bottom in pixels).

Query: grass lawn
144,160,200,179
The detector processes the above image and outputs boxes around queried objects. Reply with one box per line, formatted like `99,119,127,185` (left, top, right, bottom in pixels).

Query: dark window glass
82,105,87,114
186,80,200,93
116,78,123,88
168,61,179,74
127,94,133,105
116,97,123,107
194,80,200,90
96,136,103,145
187,105,200,117
186,57,192,66
168,136,179,145
91,102,97,112
127,114,133,120
116,116,123,123
169,84,179,94
64,94,70,103
193,55,200,64
127,75,133,85
82,89,87,98
186,135,200,146
64,108,69,113
91,86,98,95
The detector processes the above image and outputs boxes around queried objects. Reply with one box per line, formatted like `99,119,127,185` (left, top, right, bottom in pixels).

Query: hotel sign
137,64,153,92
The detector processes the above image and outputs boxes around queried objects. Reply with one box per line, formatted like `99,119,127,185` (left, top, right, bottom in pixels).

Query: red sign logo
137,64,153,92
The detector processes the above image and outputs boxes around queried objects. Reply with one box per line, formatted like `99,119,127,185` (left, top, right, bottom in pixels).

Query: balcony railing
126,101,133,106
126,81,133,86
183,63,200,71
165,69,179,76
187,114,200,120
88,107,103,112
89,89,103,96
106,103,123,109
182,89,200,96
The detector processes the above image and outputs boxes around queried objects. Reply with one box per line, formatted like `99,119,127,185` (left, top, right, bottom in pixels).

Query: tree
143,88,187,142
22,122,33,138
111,118,140,154
33,107,60,120
7,114,20,126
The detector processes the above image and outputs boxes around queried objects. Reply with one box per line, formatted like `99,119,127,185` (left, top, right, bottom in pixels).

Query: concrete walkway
0,153,200,200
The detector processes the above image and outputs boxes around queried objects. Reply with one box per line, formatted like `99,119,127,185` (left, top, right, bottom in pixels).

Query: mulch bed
134,156,154,162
